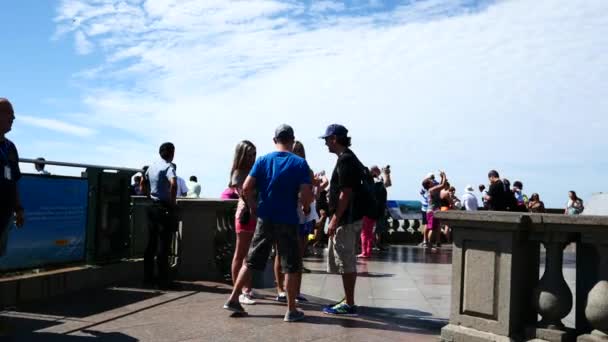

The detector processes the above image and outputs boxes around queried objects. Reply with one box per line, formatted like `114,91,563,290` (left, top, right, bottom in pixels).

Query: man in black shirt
320,124,364,316
0,98,24,258
485,170,508,211
0,98,24,336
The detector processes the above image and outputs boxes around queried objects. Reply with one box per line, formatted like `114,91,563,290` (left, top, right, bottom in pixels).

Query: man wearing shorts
320,124,365,316
223,124,313,323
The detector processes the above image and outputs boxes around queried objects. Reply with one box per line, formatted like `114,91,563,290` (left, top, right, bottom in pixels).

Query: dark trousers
144,204,177,285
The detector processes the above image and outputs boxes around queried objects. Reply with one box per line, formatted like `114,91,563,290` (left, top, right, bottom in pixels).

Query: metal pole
20,158,142,173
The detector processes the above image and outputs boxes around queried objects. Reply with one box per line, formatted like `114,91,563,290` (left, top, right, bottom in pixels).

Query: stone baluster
530,232,574,341
579,236,608,342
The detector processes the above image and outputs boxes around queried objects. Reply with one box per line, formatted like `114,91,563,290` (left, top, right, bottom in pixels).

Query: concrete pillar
579,234,608,342
437,211,539,342
176,199,236,281
528,232,576,342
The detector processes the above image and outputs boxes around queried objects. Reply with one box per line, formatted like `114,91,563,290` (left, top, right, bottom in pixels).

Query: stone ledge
0,259,143,308
441,324,517,342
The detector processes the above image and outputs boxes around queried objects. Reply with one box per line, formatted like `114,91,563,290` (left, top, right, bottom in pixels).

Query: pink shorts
235,217,256,233
426,211,439,231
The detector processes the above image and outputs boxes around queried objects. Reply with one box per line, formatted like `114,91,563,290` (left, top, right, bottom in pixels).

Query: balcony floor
1,244,577,341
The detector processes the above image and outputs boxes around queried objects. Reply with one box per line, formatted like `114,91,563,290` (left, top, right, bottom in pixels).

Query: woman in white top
565,191,584,215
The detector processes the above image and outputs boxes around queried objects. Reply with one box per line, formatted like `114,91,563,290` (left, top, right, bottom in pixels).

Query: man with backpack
320,124,366,316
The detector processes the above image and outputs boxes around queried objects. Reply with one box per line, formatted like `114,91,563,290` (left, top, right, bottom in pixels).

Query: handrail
20,158,142,173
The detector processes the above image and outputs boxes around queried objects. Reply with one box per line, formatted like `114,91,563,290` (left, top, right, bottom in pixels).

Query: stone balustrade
436,211,608,342
131,197,237,282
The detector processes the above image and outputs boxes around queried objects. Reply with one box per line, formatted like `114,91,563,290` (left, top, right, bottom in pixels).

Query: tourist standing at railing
479,184,488,208
321,124,366,316
527,193,546,213
424,172,447,251
34,157,51,175
462,185,479,211
142,142,179,290
0,98,24,336
372,165,391,252
186,176,201,198
484,170,508,211
565,191,584,215
224,125,313,323
512,181,528,211
226,140,258,305
419,173,437,248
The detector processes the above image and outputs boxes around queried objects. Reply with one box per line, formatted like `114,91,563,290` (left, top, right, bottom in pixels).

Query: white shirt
462,191,479,211
298,201,319,224
187,181,201,198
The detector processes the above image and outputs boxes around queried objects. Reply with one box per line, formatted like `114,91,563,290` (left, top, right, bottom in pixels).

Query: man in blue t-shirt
224,124,313,323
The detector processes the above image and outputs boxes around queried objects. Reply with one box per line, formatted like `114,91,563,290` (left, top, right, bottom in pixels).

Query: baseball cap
274,124,295,140
319,124,348,139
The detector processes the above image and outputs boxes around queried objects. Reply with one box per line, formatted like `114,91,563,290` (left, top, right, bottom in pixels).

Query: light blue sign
387,200,423,220
0,175,88,271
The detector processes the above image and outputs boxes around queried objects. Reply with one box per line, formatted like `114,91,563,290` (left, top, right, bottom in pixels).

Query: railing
436,210,608,342
130,197,238,282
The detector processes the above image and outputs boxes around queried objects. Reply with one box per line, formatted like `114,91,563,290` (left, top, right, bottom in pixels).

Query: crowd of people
418,170,586,250
0,95,591,327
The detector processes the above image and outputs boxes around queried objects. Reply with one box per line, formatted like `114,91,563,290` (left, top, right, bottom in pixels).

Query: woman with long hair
227,140,258,305
566,191,584,215
528,193,546,213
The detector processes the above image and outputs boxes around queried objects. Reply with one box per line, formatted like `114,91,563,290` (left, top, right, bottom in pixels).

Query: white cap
465,185,475,192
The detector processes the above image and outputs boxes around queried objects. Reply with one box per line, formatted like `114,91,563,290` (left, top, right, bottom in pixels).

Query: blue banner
0,175,88,271
387,200,423,220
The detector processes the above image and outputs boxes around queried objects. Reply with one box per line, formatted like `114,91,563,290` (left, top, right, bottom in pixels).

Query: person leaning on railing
140,142,179,290
527,193,546,213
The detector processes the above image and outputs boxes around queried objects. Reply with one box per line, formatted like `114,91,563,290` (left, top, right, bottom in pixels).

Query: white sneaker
239,293,257,305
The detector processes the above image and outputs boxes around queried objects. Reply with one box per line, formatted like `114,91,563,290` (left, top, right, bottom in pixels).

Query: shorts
0,216,11,258
246,219,302,274
421,211,428,225
298,221,315,237
236,217,256,233
327,220,363,274
235,200,256,233
426,211,440,231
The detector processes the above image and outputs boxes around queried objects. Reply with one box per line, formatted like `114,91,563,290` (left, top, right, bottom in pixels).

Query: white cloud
310,1,346,13
19,115,97,137
52,0,608,206
74,31,93,54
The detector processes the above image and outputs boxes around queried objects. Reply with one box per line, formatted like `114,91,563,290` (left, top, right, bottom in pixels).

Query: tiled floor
1,244,579,341
1,245,451,341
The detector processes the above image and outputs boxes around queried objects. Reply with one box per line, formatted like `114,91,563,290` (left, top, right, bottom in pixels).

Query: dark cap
319,124,348,139
274,124,295,140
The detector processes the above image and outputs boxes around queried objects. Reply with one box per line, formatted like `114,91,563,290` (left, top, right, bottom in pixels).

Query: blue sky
1,0,607,208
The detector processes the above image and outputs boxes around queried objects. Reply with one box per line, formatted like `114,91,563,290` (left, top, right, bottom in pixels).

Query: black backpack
357,167,381,219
